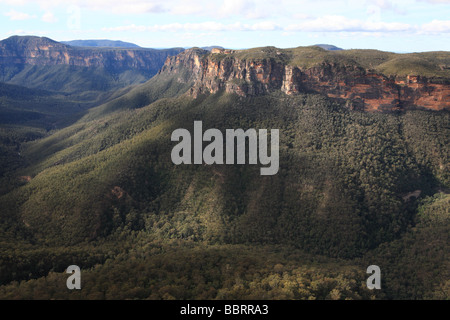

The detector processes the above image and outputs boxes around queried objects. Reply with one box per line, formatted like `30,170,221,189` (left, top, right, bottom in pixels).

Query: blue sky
1,0,449,52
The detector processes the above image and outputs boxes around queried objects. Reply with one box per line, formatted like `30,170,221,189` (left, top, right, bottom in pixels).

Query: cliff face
161,48,450,112
0,36,185,93
0,36,184,75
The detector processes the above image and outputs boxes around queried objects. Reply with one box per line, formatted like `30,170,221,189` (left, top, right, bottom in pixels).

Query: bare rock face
161,48,450,112
0,36,184,74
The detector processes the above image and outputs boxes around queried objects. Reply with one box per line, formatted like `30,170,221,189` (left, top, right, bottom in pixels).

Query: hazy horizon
1,0,449,53
1,34,445,54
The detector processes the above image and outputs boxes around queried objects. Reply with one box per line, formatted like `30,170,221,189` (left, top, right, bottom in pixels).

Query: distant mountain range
61,39,141,48
61,39,225,52
0,36,184,93
199,46,224,51
0,35,448,300
61,39,342,52
314,44,343,51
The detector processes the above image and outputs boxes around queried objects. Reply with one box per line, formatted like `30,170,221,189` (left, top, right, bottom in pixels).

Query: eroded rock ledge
160,48,450,112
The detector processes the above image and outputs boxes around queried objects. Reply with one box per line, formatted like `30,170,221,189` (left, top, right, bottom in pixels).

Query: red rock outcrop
161,48,450,112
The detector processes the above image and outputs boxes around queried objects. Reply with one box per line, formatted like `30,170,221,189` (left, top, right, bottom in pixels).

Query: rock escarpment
0,36,183,72
160,47,450,111
0,36,184,92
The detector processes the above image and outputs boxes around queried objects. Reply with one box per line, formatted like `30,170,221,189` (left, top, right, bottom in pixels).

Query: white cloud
250,21,281,31
102,21,281,33
91,1,167,14
292,13,314,20
220,0,252,16
0,0,280,17
41,11,57,23
2,0,449,39
419,0,450,3
218,0,273,19
0,0,170,14
101,16,450,36
4,9,35,20
285,15,412,32
420,20,450,33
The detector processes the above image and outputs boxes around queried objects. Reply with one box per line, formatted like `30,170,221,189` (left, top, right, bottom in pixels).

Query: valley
0,36,448,300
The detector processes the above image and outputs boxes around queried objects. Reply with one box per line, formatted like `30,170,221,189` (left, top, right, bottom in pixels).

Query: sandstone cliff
0,36,183,72
160,47,450,112
0,36,185,92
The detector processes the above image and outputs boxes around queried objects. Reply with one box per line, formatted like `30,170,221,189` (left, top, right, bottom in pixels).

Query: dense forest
0,86,448,299
0,43,448,300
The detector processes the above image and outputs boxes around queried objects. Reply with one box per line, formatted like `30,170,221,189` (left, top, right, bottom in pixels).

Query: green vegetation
376,55,449,78
210,46,450,80
0,242,378,300
5,64,148,94
0,45,448,299
362,193,450,299
0,36,184,94
0,82,98,128
0,81,448,298
334,49,396,70
0,81,136,197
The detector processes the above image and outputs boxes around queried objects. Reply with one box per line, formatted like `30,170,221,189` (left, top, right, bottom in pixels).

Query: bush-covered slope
8,90,447,250
0,36,184,93
0,46,448,299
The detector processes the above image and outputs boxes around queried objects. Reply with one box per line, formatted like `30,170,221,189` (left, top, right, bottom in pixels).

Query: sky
1,0,449,52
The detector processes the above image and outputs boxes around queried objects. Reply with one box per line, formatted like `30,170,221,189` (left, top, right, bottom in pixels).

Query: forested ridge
0,47,448,299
